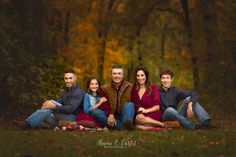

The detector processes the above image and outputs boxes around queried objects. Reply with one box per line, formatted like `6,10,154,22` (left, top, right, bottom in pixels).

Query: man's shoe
122,119,134,130
195,123,219,130
163,121,181,128
204,124,219,129
194,124,202,130
13,120,31,129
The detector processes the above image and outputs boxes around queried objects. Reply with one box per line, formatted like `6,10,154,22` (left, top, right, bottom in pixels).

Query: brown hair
64,69,75,74
160,69,174,79
86,77,101,95
133,66,152,95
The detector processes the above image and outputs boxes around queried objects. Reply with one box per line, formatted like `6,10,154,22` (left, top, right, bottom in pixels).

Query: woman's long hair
133,66,152,95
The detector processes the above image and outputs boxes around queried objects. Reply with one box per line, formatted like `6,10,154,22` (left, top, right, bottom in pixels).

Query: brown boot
13,120,31,129
163,121,181,128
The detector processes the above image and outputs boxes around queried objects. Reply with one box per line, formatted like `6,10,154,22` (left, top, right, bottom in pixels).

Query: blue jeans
162,97,210,129
26,109,76,128
91,102,135,129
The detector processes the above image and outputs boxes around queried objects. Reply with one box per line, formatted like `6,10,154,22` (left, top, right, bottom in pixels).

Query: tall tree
180,0,199,89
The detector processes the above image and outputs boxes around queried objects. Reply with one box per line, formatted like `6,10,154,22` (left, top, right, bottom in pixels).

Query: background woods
0,0,235,118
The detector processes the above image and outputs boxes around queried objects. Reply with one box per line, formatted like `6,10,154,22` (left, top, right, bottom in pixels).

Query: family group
14,65,214,131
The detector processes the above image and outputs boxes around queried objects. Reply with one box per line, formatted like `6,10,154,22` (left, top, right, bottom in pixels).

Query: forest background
0,0,235,119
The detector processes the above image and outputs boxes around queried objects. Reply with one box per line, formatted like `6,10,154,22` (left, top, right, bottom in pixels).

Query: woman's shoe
163,121,181,128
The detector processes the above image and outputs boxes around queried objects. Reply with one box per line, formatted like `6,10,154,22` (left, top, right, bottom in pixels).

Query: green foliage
0,1,67,118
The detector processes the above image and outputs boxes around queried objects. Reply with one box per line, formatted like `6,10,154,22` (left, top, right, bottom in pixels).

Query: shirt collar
66,84,78,92
111,80,124,91
160,85,173,92
88,92,99,97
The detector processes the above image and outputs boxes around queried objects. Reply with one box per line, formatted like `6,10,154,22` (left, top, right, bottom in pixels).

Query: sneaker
163,121,181,128
54,126,61,131
84,127,97,132
102,127,109,131
122,119,134,130
13,120,31,129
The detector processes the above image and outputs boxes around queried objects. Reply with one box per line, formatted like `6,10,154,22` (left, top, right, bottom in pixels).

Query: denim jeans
26,109,76,128
91,102,135,129
162,97,210,129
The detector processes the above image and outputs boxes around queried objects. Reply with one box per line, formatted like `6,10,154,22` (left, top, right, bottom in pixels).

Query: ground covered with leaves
0,115,235,157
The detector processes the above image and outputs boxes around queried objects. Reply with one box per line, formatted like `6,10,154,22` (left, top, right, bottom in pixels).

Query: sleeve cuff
89,107,93,113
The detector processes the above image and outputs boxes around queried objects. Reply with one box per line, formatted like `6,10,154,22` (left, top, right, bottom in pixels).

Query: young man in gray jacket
159,70,215,130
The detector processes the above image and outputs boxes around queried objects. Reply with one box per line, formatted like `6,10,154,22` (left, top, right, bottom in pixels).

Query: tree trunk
64,11,70,43
127,40,135,82
180,0,199,89
137,28,142,65
160,27,166,71
198,0,218,88
97,30,108,83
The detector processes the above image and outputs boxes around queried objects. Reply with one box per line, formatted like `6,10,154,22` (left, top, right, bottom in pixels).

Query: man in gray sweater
14,69,84,129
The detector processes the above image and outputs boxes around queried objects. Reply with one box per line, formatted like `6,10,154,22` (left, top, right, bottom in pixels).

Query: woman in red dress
131,66,164,130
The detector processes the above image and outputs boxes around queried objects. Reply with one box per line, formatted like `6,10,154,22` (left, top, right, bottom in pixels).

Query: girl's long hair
86,77,101,95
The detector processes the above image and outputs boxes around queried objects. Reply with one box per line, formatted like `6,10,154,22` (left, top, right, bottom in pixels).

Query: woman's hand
138,107,148,114
138,107,145,112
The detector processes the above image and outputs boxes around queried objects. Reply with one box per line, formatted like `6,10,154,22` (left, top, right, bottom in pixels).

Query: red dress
131,84,163,121
76,111,103,127
76,93,103,128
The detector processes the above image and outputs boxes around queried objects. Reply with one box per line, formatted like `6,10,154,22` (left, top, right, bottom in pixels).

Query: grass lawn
0,115,235,157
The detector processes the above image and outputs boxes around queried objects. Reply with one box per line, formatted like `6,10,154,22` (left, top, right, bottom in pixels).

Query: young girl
59,77,107,131
77,77,107,127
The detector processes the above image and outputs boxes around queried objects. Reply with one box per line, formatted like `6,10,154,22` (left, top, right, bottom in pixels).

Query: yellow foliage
106,39,118,49
181,48,190,59
78,22,94,32
103,40,128,82
164,51,174,60
73,67,83,74
87,12,99,21
116,3,125,13
91,1,98,9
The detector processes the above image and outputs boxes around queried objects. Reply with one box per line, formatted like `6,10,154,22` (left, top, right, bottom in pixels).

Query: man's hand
108,114,116,127
187,102,194,118
41,100,56,109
